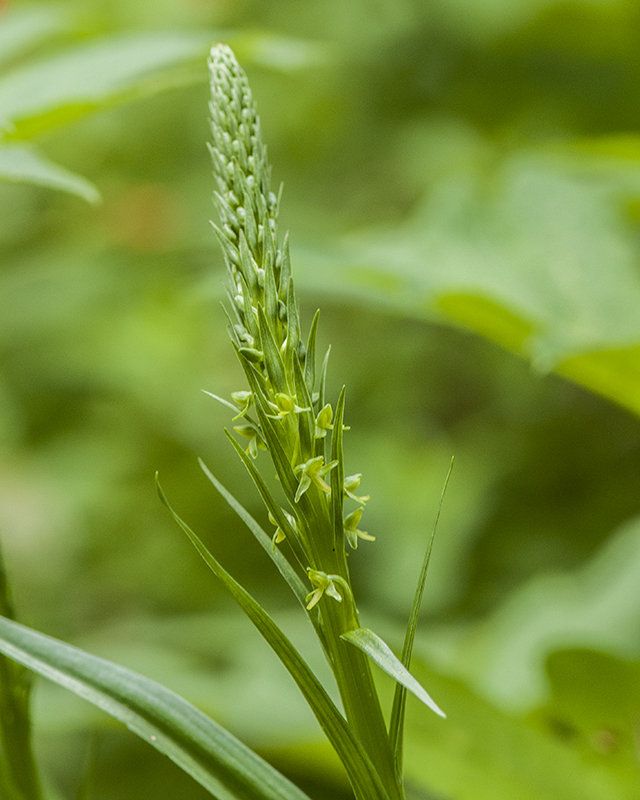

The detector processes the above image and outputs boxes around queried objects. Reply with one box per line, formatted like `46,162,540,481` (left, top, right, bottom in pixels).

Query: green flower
294,456,338,502
268,392,311,419
233,424,266,459
343,474,370,504
230,390,253,420
305,569,343,610
268,509,298,550
314,403,333,438
344,508,375,550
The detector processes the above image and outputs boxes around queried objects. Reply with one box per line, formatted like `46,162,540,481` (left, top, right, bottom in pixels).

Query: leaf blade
0,31,212,139
0,616,311,800
0,542,43,800
0,143,100,203
341,628,446,719
0,4,68,71
389,458,454,776
197,457,309,609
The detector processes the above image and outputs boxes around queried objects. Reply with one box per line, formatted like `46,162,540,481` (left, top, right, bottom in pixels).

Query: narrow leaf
202,390,241,415
0,616,311,800
235,388,303,509
257,304,286,393
278,233,291,301
214,440,336,675
330,387,346,552
292,354,315,460
197,458,308,608
215,438,326,645
264,251,279,331
317,346,331,412
156,481,390,800
285,278,301,366
223,429,284,514
389,458,454,777
0,143,100,203
341,628,445,719
315,346,331,459
304,310,320,397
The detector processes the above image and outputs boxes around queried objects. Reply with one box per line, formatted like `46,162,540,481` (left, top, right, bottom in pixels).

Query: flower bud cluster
209,44,374,605
208,44,288,360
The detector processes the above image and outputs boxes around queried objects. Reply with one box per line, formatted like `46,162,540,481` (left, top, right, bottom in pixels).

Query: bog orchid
0,43,451,800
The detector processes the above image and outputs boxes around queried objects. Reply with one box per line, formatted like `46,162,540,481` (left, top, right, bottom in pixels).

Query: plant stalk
0,540,43,800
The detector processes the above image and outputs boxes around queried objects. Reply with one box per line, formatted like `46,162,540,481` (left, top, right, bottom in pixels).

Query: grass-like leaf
197,457,309,608
215,437,331,658
341,628,445,719
292,354,315,458
304,310,320,395
389,457,454,778
156,478,390,800
257,305,286,394
330,387,346,550
223,431,305,555
0,616,310,800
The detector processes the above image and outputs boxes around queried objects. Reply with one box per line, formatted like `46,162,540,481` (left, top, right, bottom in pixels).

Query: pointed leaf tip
341,627,446,719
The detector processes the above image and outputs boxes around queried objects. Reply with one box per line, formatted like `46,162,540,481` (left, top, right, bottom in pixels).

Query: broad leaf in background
429,0,616,42
421,514,640,714
0,615,313,800
0,143,100,203
0,31,213,139
401,658,640,800
0,4,67,70
542,648,640,793
296,146,640,417
0,24,327,140
0,4,328,201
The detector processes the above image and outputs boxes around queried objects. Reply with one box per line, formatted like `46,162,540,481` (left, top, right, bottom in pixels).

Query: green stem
303,494,403,800
321,598,403,800
0,541,43,800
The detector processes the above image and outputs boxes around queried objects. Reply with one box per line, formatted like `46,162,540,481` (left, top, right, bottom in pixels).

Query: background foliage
1,0,640,798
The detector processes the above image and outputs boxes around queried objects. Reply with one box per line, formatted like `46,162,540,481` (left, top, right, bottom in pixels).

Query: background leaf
421,514,640,713
0,143,100,203
401,657,640,800
0,4,68,71
294,149,640,417
0,31,212,140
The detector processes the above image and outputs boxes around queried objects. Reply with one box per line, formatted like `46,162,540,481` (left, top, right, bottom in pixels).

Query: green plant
0,43,449,800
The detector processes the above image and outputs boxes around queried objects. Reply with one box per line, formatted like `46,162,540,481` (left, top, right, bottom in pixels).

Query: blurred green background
2,0,640,798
